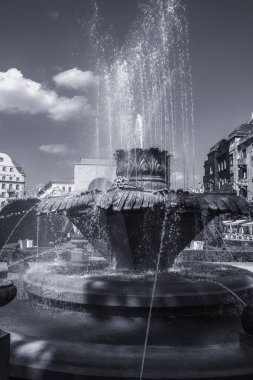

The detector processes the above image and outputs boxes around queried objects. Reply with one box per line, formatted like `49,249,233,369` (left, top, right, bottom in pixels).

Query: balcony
238,157,246,167
222,232,253,241
238,177,248,185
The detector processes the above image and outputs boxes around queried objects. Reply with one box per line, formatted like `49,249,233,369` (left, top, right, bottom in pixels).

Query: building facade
0,153,25,208
235,131,253,200
203,139,230,191
203,115,253,201
37,180,74,199
227,123,253,198
74,159,116,193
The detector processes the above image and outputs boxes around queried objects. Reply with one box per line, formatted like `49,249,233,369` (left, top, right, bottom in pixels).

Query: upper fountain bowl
114,148,171,191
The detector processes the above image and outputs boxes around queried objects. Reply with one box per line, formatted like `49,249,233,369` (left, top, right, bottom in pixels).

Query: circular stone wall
24,263,253,313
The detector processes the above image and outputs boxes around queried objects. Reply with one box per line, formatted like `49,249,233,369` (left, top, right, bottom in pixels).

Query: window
224,160,227,169
2,176,5,180
9,184,13,190
218,163,220,172
62,186,66,192
16,177,19,181
10,167,14,172
68,187,72,192
16,184,20,190
230,155,233,166
1,192,5,198
2,184,5,189
210,166,213,175
9,177,12,181
0,158,3,162
2,167,6,172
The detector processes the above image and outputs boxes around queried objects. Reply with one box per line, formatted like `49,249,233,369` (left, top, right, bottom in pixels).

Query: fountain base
0,263,252,379
24,263,253,314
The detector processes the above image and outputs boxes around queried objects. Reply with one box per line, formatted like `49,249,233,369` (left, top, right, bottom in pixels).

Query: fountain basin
24,263,253,313
1,263,253,380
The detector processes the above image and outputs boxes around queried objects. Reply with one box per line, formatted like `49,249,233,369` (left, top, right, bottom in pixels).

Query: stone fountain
21,148,249,310
1,147,253,380
36,148,249,269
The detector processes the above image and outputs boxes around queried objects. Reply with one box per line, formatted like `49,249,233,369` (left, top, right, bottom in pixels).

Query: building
0,153,25,208
203,114,253,200
37,180,74,199
203,139,230,191
235,130,253,200
228,121,253,197
74,158,116,193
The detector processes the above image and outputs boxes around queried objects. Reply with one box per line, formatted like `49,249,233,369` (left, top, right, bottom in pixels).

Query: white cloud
0,68,93,121
49,96,93,121
39,144,74,155
53,68,98,90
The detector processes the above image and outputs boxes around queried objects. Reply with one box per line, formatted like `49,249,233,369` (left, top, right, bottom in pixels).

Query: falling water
36,215,40,256
184,276,247,309
139,203,171,380
0,204,38,257
88,0,194,188
82,3,199,372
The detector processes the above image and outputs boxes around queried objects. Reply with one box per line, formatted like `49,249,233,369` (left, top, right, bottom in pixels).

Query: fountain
0,147,253,379
22,147,250,309
1,0,253,378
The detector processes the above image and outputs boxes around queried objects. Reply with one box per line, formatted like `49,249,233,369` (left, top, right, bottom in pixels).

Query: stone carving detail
113,176,129,187
114,148,171,190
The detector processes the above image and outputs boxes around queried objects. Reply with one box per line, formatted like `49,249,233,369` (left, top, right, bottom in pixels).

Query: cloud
53,68,98,90
0,68,93,121
39,144,74,155
49,96,93,121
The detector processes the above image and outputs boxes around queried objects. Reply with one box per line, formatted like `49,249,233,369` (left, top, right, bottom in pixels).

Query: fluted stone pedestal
0,329,10,380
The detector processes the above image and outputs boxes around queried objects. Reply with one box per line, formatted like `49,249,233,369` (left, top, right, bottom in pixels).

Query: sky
1,0,253,190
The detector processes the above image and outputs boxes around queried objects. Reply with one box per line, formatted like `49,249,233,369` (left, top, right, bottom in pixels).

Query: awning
230,220,249,225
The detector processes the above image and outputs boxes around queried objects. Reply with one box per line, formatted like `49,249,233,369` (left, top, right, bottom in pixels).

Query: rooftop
228,121,253,140
76,158,116,166
37,180,74,196
209,139,224,153
0,153,25,175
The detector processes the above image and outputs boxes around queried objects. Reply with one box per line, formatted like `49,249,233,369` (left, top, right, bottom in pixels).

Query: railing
238,178,247,185
223,233,253,241
238,157,246,166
